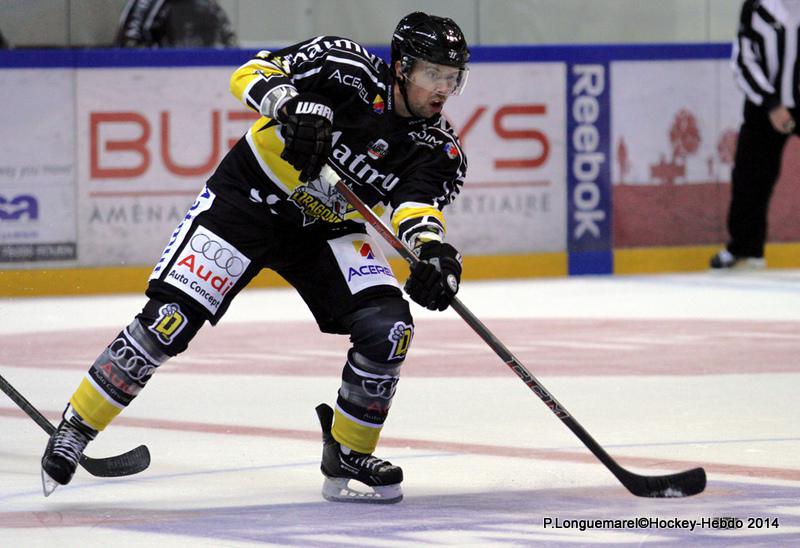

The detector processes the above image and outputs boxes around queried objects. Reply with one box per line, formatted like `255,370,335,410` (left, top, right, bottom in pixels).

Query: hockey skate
315,403,403,504
41,404,97,497
710,249,766,270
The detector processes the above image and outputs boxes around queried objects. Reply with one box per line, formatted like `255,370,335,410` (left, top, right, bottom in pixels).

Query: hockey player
41,12,469,504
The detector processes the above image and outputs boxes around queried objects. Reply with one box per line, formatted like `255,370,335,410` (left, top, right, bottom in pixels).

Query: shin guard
333,349,404,454
332,297,413,453
70,319,169,431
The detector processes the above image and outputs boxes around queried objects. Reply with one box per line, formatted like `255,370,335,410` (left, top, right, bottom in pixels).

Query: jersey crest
288,177,348,226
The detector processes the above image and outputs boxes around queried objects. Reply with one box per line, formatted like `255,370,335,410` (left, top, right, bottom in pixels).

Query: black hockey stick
320,166,706,498
0,373,151,477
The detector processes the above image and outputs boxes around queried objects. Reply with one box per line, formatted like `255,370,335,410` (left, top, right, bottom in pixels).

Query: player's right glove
404,241,462,311
278,93,334,182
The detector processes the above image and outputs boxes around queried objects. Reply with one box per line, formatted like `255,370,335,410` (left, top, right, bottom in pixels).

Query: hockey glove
278,93,334,182
404,241,462,311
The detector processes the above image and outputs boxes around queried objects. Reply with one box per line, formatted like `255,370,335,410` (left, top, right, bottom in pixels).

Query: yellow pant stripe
69,377,123,431
332,408,382,454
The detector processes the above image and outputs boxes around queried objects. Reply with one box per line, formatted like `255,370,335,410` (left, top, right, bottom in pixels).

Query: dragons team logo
353,240,375,259
148,303,187,345
387,321,413,361
289,177,347,226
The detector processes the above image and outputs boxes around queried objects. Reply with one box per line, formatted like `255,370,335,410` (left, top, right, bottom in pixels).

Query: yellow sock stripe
332,407,382,454
69,377,124,432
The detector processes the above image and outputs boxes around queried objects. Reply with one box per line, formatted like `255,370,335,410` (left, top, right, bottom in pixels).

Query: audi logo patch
165,225,251,314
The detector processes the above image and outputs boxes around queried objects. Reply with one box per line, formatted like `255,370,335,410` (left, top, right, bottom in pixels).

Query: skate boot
710,249,766,270
315,403,403,504
41,404,97,496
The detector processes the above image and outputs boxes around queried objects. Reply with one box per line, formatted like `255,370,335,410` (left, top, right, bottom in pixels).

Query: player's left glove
404,241,462,311
278,93,333,182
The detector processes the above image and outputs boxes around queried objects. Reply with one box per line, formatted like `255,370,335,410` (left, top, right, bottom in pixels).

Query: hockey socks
316,403,403,504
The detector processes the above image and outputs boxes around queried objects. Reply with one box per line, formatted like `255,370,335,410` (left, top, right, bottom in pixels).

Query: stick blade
79,445,151,477
621,466,706,498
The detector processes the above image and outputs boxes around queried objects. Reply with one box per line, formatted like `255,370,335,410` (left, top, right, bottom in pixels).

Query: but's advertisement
2,45,798,276
76,67,257,266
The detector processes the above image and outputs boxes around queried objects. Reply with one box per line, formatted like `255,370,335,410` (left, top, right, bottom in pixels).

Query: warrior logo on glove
295,101,333,120
278,93,334,182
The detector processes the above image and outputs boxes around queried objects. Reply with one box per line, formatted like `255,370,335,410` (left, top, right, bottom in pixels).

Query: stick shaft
325,170,573,420
321,166,704,496
0,373,57,435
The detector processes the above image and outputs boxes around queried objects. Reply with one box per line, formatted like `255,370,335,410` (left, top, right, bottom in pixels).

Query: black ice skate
709,249,766,270
315,403,403,504
41,404,97,497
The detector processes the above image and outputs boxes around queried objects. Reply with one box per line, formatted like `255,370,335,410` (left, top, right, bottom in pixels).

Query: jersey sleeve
229,36,383,119
390,126,467,248
229,50,296,119
732,0,779,109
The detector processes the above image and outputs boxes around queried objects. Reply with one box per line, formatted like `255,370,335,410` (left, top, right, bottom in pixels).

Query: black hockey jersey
219,35,467,247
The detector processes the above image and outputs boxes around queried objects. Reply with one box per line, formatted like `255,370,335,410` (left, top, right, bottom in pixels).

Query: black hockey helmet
391,12,470,97
391,12,470,70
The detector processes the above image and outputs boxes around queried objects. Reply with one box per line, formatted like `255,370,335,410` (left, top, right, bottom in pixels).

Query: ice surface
1,270,799,545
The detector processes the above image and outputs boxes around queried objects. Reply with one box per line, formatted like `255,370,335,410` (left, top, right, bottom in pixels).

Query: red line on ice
2,407,798,483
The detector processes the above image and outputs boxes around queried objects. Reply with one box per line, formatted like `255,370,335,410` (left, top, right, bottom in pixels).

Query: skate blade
41,469,60,497
322,477,403,504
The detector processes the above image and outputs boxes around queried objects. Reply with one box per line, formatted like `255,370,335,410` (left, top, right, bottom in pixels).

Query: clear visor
404,57,469,96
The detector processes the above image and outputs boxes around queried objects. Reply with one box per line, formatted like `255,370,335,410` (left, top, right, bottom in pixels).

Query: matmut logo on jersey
330,234,399,294
165,226,251,314
330,131,400,192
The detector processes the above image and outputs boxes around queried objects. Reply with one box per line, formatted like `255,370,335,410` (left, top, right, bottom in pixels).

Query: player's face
395,59,467,118
407,60,467,96
404,74,450,117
